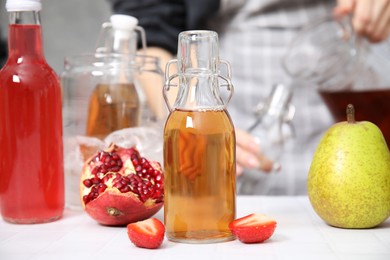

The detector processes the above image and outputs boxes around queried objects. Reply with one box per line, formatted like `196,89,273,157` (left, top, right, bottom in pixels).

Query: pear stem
346,104,355,123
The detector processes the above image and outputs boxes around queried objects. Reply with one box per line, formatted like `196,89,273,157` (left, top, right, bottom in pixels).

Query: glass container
163,30,236,243
61,15,164,209
0,0,64,223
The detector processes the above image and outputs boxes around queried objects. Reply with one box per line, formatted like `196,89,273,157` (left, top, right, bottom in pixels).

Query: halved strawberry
127,218,165,249
229,213,277,243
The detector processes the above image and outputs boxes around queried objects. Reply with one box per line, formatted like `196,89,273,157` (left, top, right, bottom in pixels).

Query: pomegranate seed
83,179,93,188
120,186,131,193
83,195,88,203
109,160,116,166
109,166,120,172
91,168,98,176
104,156,111,164
91,177,100,184
113,181,124,190
100,165,108,173
102,173,113,183
97,184,107,194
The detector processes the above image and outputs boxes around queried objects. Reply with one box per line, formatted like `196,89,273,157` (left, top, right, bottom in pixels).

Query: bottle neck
174,30,224,110
175,73,223,110
111,31,137,54
7,10,44,60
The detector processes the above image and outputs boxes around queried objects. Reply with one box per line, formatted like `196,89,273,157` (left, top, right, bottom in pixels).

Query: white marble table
1,196,389,260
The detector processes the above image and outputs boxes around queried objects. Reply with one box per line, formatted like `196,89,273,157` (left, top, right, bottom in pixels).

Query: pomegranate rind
85,191,163,226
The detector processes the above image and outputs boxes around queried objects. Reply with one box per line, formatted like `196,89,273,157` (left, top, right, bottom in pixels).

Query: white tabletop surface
1,196,389,260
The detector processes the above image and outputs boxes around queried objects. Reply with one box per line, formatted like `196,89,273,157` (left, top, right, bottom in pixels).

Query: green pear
308,104,390,228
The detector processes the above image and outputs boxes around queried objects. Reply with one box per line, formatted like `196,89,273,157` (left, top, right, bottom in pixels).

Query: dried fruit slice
80,143,164,226
229,213,277,243
127,218,165,249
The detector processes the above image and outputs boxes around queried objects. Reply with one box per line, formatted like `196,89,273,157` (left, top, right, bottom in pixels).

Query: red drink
0,24,64,223
319,89,390,145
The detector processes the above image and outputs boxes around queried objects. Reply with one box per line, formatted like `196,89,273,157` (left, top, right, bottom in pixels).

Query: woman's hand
335,0,390,42
235,128,275,176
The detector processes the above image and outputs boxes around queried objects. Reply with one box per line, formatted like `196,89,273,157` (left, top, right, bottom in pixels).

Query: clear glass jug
61,15,164,209
163,30,236,243
283,15,390,145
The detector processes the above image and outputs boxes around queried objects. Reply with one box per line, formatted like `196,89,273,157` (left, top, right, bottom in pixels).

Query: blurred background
0,0,112,73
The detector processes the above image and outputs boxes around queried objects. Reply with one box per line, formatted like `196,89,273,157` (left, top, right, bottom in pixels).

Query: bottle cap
110,14,138,39
6,0,41,12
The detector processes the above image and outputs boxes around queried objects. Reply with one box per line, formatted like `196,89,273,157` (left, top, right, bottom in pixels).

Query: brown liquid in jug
164,109,236,242
86,83,140,139
319,88,390,146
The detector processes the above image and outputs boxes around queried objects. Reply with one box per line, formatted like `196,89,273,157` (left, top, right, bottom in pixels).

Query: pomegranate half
80,143,164,226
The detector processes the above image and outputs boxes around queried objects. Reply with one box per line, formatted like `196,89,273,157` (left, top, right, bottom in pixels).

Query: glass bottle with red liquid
0,0,64,223
163,30,236,243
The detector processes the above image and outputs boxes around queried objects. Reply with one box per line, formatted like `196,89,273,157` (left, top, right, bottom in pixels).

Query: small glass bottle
238,84,295,195
248,83,295,172
0,0,64,223
163,30,236,243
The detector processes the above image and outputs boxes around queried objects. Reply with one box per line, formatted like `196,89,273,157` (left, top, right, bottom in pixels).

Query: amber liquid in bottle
86,83,140,139
164,109,236,243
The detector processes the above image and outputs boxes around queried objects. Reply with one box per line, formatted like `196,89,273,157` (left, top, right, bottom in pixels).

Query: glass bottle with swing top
163,30,236,243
